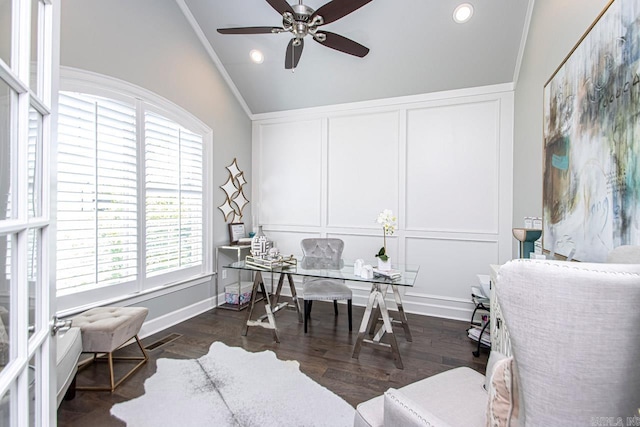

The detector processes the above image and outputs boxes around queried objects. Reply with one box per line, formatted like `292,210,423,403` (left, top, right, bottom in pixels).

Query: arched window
56,68,212,311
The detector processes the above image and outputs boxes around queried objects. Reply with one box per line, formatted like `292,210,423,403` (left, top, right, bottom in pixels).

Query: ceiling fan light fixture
453,3,474,24
249,49,264,64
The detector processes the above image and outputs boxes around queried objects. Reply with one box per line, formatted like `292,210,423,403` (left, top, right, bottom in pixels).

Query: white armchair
354,259,640,426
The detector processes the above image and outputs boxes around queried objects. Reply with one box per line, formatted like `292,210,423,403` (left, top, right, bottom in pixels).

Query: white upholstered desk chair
300,238,352,334
354,259,640,426
606,244,640,263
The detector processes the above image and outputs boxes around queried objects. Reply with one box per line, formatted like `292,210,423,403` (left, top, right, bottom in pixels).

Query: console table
215,245,253,310
224,259,420,369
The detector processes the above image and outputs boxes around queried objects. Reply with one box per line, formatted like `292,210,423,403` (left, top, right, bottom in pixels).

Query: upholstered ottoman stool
72,307,149,392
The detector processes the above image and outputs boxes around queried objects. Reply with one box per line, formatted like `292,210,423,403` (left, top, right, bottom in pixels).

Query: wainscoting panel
406,100,500,234
405,237,498,300
255,119,323,227
326,112,400,228
252,85,513,320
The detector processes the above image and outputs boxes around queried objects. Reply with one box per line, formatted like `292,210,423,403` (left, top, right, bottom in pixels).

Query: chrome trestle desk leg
272,272,303,324
367,284,413,343
390,285,412,342
352,283,404,369
243,271,303,343
286,273,303,323
243,271,280,342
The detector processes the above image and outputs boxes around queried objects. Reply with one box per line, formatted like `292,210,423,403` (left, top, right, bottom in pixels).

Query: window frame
56,67,213,313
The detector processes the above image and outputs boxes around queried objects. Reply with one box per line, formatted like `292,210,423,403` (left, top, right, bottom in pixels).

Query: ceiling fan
217,0,373,70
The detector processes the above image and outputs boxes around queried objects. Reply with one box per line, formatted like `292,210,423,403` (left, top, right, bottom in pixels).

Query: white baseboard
139,297,216,339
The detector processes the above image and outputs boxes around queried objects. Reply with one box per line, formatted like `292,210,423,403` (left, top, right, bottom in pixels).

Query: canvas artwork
543,0,640,261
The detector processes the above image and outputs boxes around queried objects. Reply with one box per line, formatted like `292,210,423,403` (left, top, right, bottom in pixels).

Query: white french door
0,0,59,426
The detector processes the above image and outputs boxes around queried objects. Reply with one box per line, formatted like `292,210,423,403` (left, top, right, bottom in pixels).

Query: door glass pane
29,0,40,95
27,358,36,427
0,367,35,426
0,80,12,221
0,0,11,68
0,234,11,371
27,107,42,218
0,389,9,426
27,229,38,331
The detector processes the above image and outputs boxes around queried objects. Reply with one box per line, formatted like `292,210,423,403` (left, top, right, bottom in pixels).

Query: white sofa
354,259,640,426
57,327,82,407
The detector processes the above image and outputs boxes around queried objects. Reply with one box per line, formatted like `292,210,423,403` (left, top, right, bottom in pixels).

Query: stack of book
372,268,402,279
467,325,491,347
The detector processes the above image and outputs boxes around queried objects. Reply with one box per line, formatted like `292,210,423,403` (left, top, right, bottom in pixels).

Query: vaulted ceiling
180,0,533,115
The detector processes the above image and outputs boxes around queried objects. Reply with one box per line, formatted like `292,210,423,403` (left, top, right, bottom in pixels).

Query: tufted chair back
299,238,351,334
300,238,344,270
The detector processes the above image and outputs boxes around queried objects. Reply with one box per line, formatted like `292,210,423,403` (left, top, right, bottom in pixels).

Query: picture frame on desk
228,223,246,245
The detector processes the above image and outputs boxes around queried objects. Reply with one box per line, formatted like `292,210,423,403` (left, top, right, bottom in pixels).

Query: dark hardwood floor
57,298,488,426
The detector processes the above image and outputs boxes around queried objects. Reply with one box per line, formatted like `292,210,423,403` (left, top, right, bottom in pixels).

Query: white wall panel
406,101,500,233
257,120,322,226
405,237,498,300
327,112,399,227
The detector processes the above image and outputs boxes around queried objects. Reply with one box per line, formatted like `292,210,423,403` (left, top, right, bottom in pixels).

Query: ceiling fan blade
314,31,369,57
217,27,283,35
311,0,373,25
285,38,304,69
266,0,294,16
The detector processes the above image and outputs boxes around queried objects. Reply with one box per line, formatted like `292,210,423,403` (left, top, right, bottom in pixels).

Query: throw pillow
486,356,519,427
484,351,507,392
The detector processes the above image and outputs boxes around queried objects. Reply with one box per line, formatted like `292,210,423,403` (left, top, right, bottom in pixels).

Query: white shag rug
110,341,355,427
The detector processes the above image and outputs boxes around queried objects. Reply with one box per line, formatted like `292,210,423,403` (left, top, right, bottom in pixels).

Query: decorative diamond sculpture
218,158,250,222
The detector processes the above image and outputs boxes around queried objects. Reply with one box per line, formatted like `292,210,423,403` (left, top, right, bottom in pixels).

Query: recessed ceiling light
249,49,264,64
453,3,474,24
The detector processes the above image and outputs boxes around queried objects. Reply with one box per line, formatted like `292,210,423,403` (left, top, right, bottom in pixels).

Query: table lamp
512,228,542,258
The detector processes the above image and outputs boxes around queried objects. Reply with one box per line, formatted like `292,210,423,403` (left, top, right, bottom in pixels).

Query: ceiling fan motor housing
291,4,314,21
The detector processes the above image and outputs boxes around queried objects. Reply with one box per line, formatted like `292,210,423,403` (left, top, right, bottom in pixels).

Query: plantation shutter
57,92,138,291
145,111,203,277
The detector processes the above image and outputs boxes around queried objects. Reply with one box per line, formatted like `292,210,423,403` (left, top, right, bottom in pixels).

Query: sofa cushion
384,388,452,426
354,394,383,427
354,367,487,427
56,327,82,407
486,356,519,427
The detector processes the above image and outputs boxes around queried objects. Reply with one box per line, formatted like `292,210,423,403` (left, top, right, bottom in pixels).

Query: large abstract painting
543,0,640,262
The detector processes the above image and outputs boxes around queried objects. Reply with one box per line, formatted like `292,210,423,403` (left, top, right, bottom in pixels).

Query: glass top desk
225,258,420,369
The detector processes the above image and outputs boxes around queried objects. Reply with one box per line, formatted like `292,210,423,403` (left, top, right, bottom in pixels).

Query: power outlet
222,270,227,279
